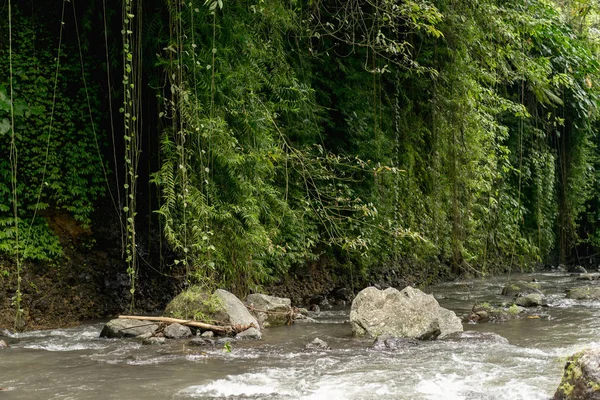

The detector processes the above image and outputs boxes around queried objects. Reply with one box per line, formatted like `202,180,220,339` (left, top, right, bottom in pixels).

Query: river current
1,272,600,399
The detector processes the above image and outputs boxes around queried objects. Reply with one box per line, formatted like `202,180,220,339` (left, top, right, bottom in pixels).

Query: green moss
164,286,225,323
508,304,520,315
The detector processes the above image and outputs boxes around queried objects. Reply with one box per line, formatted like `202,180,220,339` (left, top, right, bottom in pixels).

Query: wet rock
501,281,542,298
163,323,192,339
309,295,331,310
515,293,543,307
215,337,236,346
188,338,213,346
554,348,600,400
305,338,330,350
214,289,259,330
296,307,310,316
309,304,320,313
372,336,420,350
577,273,600,281
350,286,463,340
466,303,527,322
246,293,292,327
442,331,509,345
0,340,8,349
100,318,159,338
142,337,165,345
235,327,262,340
566,287,600,300
201,330,214,338
568,265,588,274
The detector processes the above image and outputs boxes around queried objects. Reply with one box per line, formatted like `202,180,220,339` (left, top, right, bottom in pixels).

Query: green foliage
0,11,106,260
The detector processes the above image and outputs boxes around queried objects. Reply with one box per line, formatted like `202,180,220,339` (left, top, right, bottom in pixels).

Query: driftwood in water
118,315,254,335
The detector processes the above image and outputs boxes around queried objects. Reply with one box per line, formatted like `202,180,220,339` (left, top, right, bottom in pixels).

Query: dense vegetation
2,0,600,325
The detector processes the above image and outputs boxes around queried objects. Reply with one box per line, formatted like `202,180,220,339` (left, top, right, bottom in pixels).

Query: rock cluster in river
246,293,292,327
349,286,463,340
567,287,600,300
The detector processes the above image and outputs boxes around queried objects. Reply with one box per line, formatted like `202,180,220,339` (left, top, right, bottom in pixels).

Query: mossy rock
163,286,228,324
501,281,542,298
566,287,600,301
554,349,600,399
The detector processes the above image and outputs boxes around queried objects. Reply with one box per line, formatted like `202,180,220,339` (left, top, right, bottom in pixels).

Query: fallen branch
118,315,254,335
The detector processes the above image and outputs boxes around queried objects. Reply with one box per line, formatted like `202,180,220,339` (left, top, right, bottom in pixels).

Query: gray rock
214,289,259,331
442,331,509,345
0,340,8,349
305,338,330,350
567,287,600,300
235,327,262,340
100,319,159,338
215,337,236,346
515,293,544,307
201,330,214,338
554,348,600,399
188,338,213,346
501,281,543,298
372,336,420,350
142,337,165,345
350,286,463,340
246,293,292,327
163,323,192,339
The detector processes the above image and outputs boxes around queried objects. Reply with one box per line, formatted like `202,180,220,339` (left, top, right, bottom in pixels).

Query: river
1,272,599,399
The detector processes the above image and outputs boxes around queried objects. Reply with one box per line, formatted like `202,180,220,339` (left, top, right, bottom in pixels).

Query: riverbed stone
163,323,192,339
235,327,262,340
501,281,542,298
515,293,543,307
100,318,159,338
372,336,420,350
554,348,600,400
246,293,292,327
201,330,214,338
350,286,463,340
215,289,259,330
142,337,165,345
188,338,213,346
0,340,7,349
567,287,600,300
305,338,330,350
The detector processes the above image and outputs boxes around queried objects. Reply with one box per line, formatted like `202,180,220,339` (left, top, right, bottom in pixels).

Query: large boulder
567,287,600,300
246,293,292,327
554,348,600,399
349,286,463,340
164,286,229,322
215,289,259,329
100,319,158,338
164,287,259,330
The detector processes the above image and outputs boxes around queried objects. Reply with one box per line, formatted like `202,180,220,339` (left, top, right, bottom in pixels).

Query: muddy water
1,272,600,399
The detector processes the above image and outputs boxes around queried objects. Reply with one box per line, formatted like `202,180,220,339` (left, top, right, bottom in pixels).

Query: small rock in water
305,338,330,350
188,338,213,346
215,337,236,346
515,293,543,307
568,265,588,274
201,330,214,338
142,337,165,345
0,340,8,349
235,327,262,340
372,336,419,351
309,304,320,313
163,323,192,339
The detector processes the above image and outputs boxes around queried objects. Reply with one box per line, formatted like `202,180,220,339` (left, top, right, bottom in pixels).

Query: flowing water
2,272,600,399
